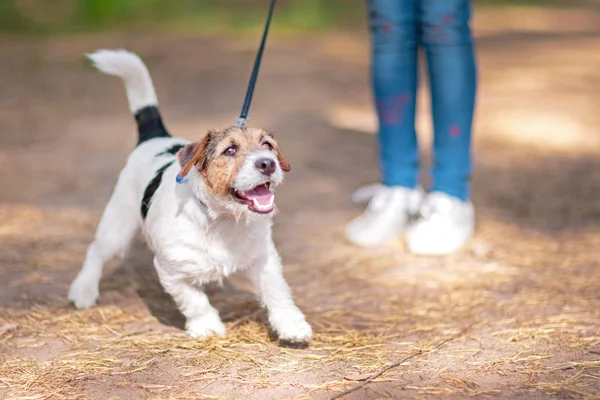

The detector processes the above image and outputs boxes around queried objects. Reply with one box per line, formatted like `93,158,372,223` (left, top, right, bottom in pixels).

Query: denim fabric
367,0,477,201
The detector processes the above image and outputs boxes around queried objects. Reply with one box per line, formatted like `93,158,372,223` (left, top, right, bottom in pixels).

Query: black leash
176,1,276,185
237,0,277,128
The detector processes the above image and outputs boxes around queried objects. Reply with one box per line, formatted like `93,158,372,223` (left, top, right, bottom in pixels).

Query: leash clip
175,174,187,184
237,116,248,128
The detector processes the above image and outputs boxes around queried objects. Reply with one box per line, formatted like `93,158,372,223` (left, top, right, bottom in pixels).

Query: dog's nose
255,157,276,175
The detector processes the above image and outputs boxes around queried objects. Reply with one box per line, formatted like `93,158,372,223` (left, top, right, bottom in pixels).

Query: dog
68,49,312,345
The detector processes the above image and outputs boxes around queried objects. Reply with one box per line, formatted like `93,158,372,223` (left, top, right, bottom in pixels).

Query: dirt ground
1,17,600,400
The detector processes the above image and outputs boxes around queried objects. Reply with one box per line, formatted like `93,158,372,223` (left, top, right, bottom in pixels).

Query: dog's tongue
242,185,273,205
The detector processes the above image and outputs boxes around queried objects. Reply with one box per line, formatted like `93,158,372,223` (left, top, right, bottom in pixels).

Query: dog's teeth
252,198,260,208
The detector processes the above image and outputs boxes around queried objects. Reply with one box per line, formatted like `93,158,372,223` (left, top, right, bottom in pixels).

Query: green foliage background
0,0,570,34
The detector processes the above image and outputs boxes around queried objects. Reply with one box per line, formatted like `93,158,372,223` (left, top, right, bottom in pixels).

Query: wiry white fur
69,49,311,344
87,49,159,113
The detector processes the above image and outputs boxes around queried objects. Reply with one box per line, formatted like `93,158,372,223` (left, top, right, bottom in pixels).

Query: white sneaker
406,192,475,255
346,185,423,248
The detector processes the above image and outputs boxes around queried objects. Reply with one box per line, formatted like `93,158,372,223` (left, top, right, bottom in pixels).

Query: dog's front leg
154,258,226,338
248,243,312,346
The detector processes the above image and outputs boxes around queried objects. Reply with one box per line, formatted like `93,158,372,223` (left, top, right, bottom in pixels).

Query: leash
237,0,277,128
176,0,276,184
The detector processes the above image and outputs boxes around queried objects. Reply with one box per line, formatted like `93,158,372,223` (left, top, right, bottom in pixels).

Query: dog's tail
87,49,170,145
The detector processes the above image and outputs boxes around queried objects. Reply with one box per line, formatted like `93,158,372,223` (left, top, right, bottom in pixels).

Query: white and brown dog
68,49,312,345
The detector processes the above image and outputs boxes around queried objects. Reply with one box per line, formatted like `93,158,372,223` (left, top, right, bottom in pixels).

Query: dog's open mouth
233,183,274,214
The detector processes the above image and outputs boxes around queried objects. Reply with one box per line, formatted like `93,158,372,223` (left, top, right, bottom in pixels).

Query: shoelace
416,194,455,221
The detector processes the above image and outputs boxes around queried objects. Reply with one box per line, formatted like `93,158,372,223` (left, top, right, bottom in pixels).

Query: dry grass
1,202,600,399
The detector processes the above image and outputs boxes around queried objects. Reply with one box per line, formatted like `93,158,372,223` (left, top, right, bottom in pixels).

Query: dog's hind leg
69,172,140,309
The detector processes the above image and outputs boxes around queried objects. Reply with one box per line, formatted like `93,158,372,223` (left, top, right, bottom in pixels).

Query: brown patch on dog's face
177,126,290,197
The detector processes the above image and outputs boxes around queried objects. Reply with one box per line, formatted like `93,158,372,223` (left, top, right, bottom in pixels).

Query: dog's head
176,126,290,219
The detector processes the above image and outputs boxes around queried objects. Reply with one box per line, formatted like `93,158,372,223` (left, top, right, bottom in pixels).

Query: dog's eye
223,146,237,156
262,141,273,150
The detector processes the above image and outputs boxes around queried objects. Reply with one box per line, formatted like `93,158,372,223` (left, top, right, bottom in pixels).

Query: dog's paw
186,313,226,339
271,311,312,346
68,277,99,309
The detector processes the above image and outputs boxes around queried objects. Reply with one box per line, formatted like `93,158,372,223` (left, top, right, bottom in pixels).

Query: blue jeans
367,0,477,201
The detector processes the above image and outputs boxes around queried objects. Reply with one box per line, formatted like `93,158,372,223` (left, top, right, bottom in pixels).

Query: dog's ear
276,147,291,172
176,133,212,180
268,134,290,172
